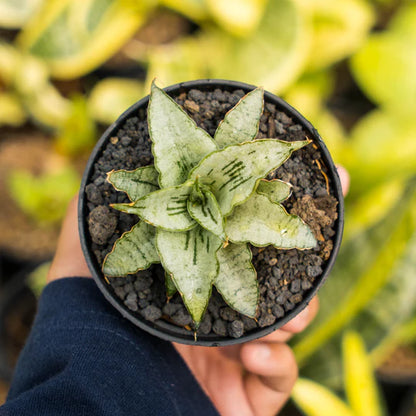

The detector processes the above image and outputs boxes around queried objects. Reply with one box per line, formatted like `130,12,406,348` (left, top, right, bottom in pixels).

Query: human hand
47,166,349,416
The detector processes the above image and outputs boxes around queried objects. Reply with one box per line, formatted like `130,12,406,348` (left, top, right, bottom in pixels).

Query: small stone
220,307,238,321
276,290,290,304
188,89,205,102
88,205,117,245
134,276,153,291
142,305,162,321
267,289,276,300
228,320,244,338
124,283,134,293
284,300,295,311
162,302,182,316
272,305,285,318
138,299,149,308
306,265,323,278
114,287,125,299
94,176,105,187
290,294,303,304
199,313,212,335
290,279,301,293
184,100,200,113
242,316,257,331
85,183,103,205
258,313,276,327
271,267,281,279
124,295,138,311
212,319,227,336
269,258,278,266
121,135,132,146
301,279,313,290
126,292,137,302
110,136,118,144
172,308,192,326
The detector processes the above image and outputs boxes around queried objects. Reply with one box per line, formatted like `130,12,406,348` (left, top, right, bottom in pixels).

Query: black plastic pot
79,79,344,346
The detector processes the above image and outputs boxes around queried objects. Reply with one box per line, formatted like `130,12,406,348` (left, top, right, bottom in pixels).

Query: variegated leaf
102,221,159,277
165,272,177,298
189,139,309,216
187,181,225,240
156,226,222,325
257,179,292,203
111,183,196,231
214,87,264,148
225,193,317,249
148,81,217,188
215,243,258,318
107,166,159,201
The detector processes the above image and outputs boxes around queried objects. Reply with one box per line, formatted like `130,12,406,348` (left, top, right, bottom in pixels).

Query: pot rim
78,78,344,346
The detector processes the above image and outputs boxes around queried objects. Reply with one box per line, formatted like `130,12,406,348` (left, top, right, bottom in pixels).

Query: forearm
2,278,218,416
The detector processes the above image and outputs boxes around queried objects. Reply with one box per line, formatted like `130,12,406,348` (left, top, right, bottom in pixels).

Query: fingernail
254,344,271,361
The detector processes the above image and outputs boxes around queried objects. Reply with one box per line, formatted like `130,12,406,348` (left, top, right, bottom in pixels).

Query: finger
336,165,350,196
279,296,319,334
241,343,298,416
47,195,91,282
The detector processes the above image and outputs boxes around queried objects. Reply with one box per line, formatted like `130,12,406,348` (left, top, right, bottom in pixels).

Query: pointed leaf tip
148,82,217,188
226,193,317,249
156,226,222,324
107,166,159,201
118,183,197,231
102,221,159,277
214,87,264,148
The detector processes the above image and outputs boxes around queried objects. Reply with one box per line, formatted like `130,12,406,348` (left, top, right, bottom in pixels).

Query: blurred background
0,0,415,413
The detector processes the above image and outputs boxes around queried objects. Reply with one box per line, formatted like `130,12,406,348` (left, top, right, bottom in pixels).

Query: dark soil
85,87,338,338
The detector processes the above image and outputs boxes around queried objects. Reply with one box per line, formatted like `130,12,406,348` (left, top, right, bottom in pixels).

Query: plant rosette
79,79,344,346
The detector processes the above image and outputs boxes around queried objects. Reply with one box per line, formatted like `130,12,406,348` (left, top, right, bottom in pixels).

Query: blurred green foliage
292,331,385,416
1,0,416,408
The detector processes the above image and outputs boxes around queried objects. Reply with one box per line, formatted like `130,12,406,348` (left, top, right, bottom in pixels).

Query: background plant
1,0,415,410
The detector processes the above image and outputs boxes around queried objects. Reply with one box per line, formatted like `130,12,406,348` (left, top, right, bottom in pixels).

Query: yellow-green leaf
343,331,384,416
189,139,309,217
156,226,222,325
111,183,196,232
214,87,263,148
107,166,159,202
292,378,355,416
102,221,159,277
187,182,225,240
148,81,217,188
225,193,316,249
215,243,258,318
256,179,292,204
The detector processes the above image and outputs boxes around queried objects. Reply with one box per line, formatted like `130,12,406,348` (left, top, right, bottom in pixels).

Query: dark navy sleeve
1,278,219,416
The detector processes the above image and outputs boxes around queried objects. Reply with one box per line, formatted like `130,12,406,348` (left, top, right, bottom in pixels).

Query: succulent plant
103,81,317,327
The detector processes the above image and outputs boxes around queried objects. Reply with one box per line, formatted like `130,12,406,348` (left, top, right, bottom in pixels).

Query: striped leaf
225,193,316,249
149,81,217,188
156,226,222,325
215,243,258,318
165,272,178,298
107,166,159,202
256,179,292,203
187,181,225,240
102,221,159,277
111,183,196,232
292,378,355,416
343,332,384,416
214,87,264,148
189,139,309,216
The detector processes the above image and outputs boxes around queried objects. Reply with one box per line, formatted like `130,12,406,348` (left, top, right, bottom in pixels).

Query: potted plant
79,79,343,346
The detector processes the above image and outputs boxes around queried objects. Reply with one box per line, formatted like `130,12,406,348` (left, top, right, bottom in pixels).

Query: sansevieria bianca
103,81,317,327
